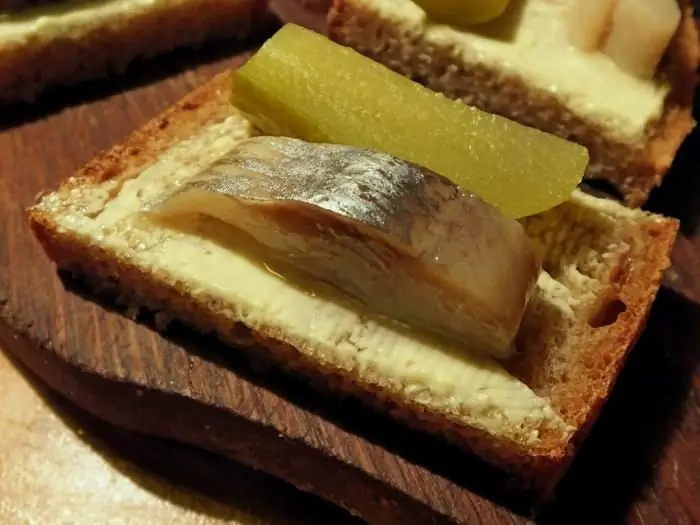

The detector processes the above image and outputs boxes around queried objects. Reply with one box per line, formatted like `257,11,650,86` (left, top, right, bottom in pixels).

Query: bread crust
27,71,678,495
0,0,269,104
326,0,699,207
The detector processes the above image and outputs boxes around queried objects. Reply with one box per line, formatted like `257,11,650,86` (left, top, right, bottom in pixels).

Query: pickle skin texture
414,0,512,26
230,24,589,219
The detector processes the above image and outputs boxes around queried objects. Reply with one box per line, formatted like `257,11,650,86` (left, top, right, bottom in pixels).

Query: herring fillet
567,0,618,52
603,0,682,79
143,136,541,359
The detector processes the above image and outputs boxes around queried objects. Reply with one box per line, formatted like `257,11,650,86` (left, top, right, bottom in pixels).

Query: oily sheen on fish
144,136,541,359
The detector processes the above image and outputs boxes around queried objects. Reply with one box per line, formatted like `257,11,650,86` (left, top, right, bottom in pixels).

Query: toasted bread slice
27,71,678,494
273,0,699,206
0,0,268,104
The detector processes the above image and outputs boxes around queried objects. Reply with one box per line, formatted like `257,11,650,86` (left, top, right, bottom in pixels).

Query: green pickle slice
231,24,589,219
414,0,512,26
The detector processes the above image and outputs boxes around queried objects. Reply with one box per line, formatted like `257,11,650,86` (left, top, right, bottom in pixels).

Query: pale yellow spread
370,0,670,144
46,115,572,444
0,0,174,43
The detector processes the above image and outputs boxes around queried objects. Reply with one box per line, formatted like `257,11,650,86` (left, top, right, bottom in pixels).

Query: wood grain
1,37,700,525
0,344,358,525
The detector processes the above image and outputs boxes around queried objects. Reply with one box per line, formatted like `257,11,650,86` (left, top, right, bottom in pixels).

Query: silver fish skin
143,136,542,360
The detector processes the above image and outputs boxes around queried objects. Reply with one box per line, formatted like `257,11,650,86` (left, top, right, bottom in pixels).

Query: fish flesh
602,0,681,80
143,136,541,359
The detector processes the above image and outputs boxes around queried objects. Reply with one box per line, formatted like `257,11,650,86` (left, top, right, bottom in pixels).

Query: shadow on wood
539,287,700,524
646,90,700,236
1,340,361,525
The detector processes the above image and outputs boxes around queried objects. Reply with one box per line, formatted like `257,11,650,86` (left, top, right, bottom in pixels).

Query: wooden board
2,39,700,525
0,339,358,525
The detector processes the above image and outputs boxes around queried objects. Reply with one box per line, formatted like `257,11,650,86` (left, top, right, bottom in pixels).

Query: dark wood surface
1,36,700,525
0,335,358,525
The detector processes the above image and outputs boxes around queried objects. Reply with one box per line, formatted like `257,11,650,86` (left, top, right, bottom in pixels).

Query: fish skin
144,136,541,359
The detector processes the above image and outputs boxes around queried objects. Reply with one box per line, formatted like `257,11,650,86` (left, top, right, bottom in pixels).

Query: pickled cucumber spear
414,0,512,26
231,24,589,218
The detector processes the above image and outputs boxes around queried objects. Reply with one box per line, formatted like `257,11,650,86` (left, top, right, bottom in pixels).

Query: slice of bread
0,0,268,104
27,71,679,495
317,0,699,207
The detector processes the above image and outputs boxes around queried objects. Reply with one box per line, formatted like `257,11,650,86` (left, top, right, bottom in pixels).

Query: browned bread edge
326,0,699,207
0,0,269,104
27,71,678,496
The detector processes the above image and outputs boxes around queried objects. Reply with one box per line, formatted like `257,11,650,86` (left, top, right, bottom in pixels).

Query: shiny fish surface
144,136,541,359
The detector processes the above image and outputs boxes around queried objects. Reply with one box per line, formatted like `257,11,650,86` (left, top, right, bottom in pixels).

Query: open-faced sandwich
272,0,700,206
0,0,268,104
28,25,682,499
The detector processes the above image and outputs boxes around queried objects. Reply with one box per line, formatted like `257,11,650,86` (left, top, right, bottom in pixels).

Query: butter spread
46,116,572,444
0,0,175,43
369,0,669,144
